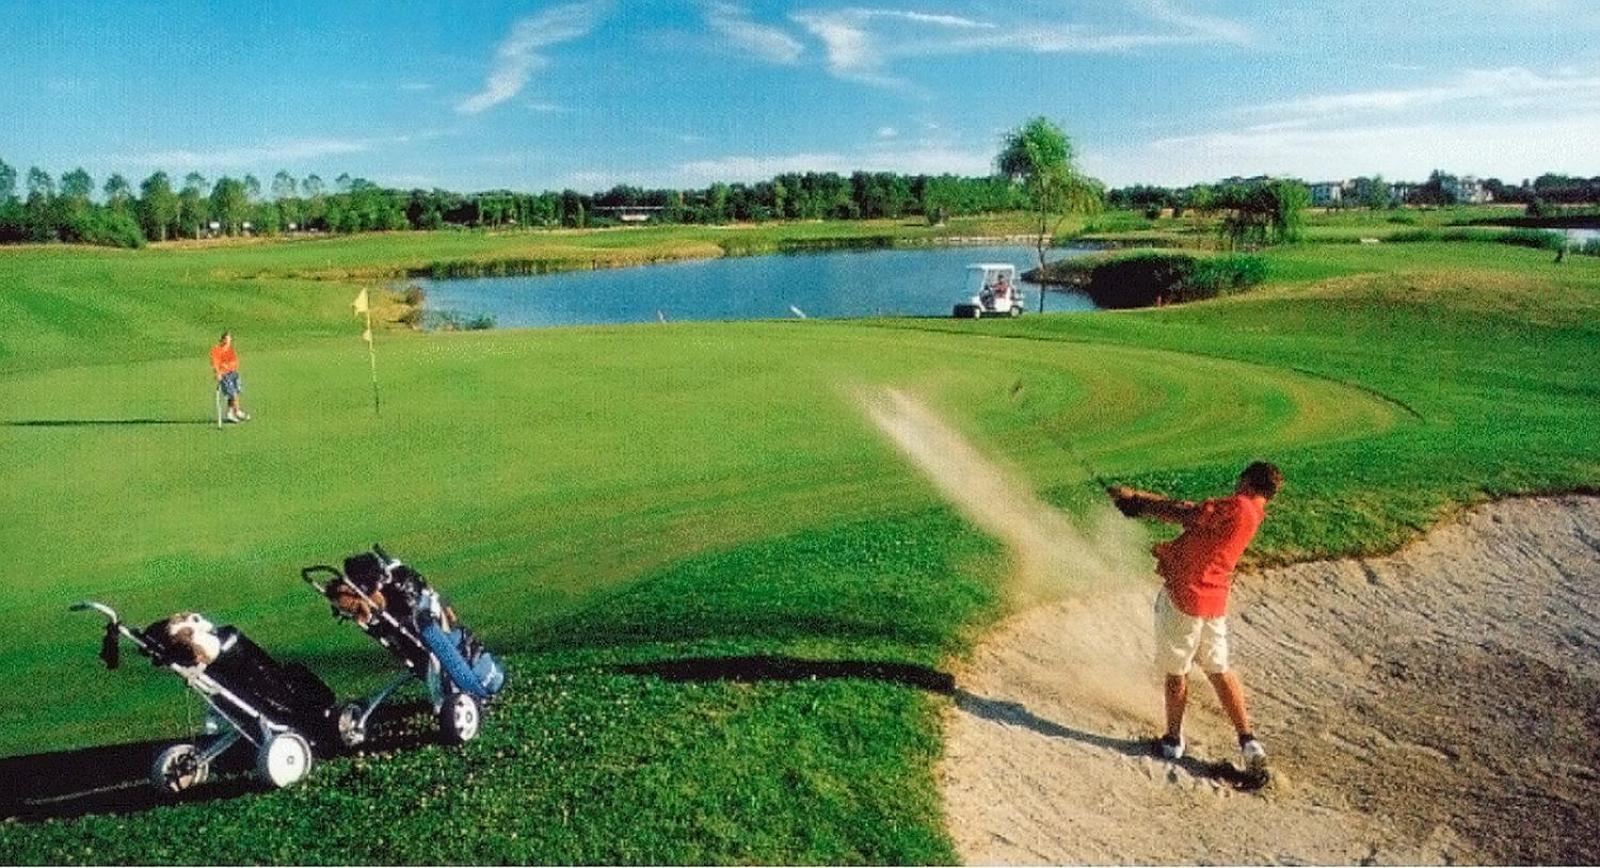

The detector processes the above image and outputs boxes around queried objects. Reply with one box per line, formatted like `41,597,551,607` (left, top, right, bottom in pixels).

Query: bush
428,309,497,331
1079,211,1155,234
1494,228,1564,251
1188,254,1268,297
1033,250,1266,308
1581,238,1600,257
63,210,146,248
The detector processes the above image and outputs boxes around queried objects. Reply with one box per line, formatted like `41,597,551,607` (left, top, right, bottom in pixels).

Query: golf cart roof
967,263,1016,273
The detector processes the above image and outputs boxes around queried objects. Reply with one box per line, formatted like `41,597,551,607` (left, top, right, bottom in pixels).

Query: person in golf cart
993,273,1013,301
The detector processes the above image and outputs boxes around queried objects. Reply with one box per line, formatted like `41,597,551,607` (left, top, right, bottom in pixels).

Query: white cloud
705,3,804,64
456,2,608,115
791,11,885,84
400,82,434,92
790,2,1250,86
567,170,612,187
1139,0,1251,47
877,126,899,139
1250,66,1600,117
132,139,371,170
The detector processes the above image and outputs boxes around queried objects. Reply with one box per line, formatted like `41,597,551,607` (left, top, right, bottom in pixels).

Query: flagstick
365,305,381,416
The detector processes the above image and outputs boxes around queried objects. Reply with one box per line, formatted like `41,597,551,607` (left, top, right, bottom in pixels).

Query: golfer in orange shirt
1109,461,1284,773
210,330,250,423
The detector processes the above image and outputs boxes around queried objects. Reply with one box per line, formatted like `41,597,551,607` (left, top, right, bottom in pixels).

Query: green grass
1,221,1597,863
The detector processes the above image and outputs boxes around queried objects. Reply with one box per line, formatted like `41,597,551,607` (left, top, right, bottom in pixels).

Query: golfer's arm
1143,495,1200,525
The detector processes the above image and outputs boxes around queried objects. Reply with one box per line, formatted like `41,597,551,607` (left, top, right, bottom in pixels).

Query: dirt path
941,495,1600,864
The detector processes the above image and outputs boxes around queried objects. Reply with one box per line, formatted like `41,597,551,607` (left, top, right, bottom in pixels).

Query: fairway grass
1,224,1596,863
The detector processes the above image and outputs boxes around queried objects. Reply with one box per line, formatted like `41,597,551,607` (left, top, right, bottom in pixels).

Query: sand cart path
942,496,1600,865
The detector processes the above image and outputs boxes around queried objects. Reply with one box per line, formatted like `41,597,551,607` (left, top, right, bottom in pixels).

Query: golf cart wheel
256,732,314,788
1008,305,1021,317
439,692,481,745
336,701,367,748
150,743,209,794
968,305,983,319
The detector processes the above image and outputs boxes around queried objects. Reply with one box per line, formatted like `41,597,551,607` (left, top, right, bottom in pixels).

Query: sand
940,495,1600,865
859,388,1599,864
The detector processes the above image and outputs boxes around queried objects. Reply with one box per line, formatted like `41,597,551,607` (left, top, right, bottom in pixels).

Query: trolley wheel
150,743,209,794
257,732,314,788
439,692,481,745
336,701,367,748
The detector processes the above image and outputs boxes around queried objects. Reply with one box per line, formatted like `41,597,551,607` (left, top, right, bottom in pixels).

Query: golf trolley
71,602,335,794
301,544,505,749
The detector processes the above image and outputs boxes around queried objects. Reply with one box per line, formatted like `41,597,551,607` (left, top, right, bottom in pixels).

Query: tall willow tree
997,117,1103,281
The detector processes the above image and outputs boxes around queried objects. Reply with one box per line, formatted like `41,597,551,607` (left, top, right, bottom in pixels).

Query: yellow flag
362,327,373,343
352,288,370,315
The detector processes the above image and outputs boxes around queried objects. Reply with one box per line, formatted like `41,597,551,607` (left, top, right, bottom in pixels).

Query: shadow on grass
0,738,261,822
4,419,213,428
952,688,1267,791
609,654,957,694
0,700,437,823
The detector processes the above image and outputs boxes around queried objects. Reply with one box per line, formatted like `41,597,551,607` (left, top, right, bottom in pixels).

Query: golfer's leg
1164,674,1188,739
1207,671,1252,736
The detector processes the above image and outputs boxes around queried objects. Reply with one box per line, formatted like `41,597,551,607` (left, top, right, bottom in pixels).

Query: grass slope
1,222,1596,863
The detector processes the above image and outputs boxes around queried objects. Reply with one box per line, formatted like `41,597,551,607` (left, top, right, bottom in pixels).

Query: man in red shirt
1109,461,1283,773
210,330,250,423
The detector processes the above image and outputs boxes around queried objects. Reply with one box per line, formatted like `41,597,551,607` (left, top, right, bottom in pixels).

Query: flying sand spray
858,386,1167,725
857,387,1148,604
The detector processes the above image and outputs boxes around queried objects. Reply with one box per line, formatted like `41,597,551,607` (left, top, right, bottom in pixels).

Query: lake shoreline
415,242,1101,329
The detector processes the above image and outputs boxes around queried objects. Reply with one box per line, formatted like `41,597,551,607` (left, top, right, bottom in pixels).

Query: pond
417,244,1099,328
1555,227,1599,247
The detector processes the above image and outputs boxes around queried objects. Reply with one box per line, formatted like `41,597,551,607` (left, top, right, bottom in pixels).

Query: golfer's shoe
1157,735,1185,760
1240,736,1268,774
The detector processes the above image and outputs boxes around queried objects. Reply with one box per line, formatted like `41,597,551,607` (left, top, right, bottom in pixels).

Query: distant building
1447,175,1493,204
592,205,664,224
1309,181,1345,207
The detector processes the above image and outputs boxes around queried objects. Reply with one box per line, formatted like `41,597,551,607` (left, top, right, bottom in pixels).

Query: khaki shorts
1153,590,1229,676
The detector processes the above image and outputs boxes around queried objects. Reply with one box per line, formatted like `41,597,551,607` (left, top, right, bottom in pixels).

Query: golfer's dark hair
1239,461,1284,498
219,329,231,342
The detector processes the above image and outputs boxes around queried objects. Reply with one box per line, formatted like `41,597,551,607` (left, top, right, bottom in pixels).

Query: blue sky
3,1,1597,193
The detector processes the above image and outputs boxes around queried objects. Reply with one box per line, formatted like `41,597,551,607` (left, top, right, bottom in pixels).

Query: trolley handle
301,565,343,592
70,600,140,669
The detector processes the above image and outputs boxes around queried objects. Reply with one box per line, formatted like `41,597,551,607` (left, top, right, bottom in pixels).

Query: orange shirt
1153,494,1266,618
210,343,239,376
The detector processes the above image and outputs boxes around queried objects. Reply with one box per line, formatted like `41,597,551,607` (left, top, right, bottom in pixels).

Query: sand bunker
859,389,1599,862
941,495,1600,864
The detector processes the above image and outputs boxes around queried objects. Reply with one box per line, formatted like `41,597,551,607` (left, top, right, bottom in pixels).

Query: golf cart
953,263,1025,319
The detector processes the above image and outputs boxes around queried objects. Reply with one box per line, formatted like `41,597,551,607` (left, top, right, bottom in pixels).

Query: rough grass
1,222,1596,863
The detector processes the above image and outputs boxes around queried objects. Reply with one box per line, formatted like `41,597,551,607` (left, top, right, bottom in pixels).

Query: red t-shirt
1153,494,1267,617
211,344,238,376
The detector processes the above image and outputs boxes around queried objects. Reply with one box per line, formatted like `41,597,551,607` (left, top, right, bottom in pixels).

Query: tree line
0,156,1031,248
1108,171,1600,216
